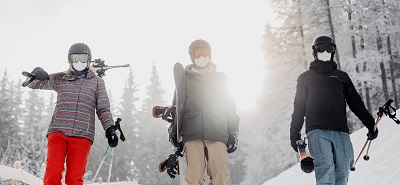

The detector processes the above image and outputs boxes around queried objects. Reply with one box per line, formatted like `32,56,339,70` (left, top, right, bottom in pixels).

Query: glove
31,67,49,81
106,126,118,147
367,127,378,140
227,131,238,153
159,153,180,179
290,133,301,152
162,105,176,122
22,67,49,87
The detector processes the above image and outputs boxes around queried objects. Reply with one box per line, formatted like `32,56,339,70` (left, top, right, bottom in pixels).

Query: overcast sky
0,0,275,110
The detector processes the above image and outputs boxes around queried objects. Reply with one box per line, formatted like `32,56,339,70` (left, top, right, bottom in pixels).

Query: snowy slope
263,109,400,185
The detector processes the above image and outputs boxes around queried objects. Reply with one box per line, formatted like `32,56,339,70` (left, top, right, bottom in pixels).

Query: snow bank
263,109,400,185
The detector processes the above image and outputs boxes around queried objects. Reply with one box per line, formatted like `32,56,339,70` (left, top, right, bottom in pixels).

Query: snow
0,164,42,185
263,109,400,185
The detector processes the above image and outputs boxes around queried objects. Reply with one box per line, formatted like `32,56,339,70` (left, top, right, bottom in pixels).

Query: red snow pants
43,132,92,185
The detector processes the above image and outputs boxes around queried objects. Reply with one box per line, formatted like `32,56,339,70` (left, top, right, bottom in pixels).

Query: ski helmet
68,43,91,63
312,35,336,61
188,39,211,62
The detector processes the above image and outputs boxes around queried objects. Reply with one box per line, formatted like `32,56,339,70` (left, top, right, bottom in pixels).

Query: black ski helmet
188,39,211,62
312,35,336,60
68,43,91,62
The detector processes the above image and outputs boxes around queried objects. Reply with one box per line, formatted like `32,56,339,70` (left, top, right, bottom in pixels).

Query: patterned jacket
28,71,114,143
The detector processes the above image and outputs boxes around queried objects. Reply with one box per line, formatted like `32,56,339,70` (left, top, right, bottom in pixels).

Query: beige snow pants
184,140,229,185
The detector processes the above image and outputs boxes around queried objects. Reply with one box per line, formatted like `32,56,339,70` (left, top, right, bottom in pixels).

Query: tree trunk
364,81,372,113
326,0,341,69
386,30,399,109
296,0,307,69
380,62,390,100
300,25,307,69
376,26,390,101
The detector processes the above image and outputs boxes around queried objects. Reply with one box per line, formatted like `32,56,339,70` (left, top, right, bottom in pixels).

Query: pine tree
133,63,179,184
12,78,24,127
21,89,47,176
140,63,166,121
0,70,18,156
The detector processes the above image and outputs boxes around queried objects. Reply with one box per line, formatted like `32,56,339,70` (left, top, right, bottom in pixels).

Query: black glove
227,131,238,153
159,153,180,179
106,126,118,147
22,67,49,87
367,127,378,140
31,67,49,81
290,133,301,152
162,105,176,122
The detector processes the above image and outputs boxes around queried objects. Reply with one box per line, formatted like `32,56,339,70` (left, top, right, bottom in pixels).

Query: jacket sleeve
221,74,239,134
96,78,114,130
344,74,375,130
290,74,306,139
27,73,57,90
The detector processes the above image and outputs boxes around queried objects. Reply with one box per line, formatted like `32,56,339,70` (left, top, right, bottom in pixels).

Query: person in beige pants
179,39,239,184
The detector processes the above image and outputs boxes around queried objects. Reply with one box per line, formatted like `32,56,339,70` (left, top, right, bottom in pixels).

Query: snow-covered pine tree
132,63,180,184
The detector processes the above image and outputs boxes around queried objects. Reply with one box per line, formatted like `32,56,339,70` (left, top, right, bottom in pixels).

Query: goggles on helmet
192,48,211,58
70,54,90,63
314,44,335,53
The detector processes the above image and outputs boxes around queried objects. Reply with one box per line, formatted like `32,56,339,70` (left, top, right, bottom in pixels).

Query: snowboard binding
296,139,314,173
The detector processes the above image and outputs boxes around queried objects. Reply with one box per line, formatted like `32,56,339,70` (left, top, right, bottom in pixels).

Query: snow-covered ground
263,109,400,185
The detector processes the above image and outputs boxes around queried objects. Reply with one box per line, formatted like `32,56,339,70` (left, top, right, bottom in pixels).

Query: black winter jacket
290,60,375,139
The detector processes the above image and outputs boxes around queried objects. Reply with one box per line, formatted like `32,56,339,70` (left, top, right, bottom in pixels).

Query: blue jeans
307,129,354,185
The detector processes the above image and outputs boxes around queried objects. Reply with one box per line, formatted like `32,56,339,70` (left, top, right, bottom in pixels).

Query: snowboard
152,62,186,184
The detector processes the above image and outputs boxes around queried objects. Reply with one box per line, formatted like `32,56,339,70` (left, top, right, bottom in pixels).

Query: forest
1,0,400,185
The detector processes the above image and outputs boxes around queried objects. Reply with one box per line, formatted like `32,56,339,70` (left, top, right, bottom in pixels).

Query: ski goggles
192,48,211,58
70,54,90,63
314,44,335,53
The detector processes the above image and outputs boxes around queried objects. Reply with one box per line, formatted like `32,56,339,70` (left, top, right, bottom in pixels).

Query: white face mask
194,56,210,68
72,62,88,71
317,51,332,61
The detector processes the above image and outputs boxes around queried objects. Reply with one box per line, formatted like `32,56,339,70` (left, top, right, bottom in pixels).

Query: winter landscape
1,0,400,185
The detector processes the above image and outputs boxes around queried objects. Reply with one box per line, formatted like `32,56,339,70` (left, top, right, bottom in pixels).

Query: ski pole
351,105,384,171
362,115,383,161
350,139,369,171
107,148,115,185
91,146,110,184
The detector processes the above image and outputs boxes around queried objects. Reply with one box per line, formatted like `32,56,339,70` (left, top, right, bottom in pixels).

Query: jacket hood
309,59,338,73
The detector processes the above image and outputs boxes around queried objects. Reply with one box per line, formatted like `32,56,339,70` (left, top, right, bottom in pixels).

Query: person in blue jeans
290,35,379,185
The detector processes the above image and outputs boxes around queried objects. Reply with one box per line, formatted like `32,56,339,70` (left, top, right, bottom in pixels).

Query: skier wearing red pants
24,43,118,185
